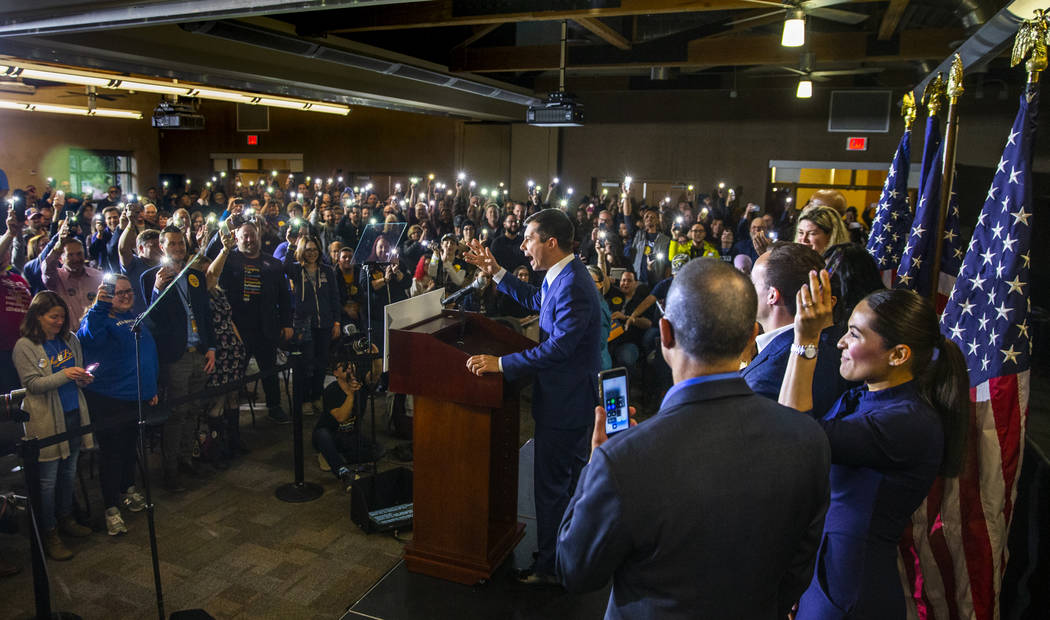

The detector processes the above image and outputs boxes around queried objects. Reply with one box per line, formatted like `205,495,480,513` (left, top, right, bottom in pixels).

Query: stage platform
341,439,611,619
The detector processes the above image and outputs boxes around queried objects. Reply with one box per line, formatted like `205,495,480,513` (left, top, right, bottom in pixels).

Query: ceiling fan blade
725,9,781,26
806,7,870,24
810,67,885,77
781,66,809,76
799,0,854,10
738,0,791,8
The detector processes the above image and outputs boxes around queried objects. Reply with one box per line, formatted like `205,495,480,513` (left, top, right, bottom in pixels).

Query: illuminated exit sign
846,136,868,151
247,134,258,145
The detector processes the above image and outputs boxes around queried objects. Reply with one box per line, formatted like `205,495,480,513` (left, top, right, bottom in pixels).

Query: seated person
606,268,652,370
312,360,382,492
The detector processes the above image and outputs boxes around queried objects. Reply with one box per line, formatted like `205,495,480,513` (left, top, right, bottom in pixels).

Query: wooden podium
388,310,535,585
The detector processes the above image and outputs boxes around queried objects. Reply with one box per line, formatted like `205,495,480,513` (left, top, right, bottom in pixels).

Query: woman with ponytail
779,271,968,619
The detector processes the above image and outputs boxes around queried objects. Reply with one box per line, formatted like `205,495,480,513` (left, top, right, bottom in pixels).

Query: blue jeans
36,410,82,531
611,342,640,369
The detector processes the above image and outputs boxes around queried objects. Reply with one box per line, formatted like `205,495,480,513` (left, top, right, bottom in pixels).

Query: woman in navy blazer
780,273,969,619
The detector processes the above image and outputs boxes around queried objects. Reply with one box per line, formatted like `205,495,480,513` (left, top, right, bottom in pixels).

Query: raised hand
462,239,501,277
794,269,833,343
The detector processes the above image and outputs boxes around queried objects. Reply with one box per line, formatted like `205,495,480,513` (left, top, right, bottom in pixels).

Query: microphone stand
130,229,215,620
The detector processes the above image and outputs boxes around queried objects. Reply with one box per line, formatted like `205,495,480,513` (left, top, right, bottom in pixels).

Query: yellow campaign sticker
188,274,200,288
611,296,623,305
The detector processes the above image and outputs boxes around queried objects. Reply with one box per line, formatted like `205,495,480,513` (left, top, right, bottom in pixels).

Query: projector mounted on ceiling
527,91,584,127
526,20,583,127
151,99,205,130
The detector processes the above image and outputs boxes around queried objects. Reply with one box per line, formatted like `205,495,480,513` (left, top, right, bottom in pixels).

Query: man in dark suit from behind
743,242,855,417
142,226,216,491
556,258,831,619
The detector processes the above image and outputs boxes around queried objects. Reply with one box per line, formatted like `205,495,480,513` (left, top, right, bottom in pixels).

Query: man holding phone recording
556,259,830,618
463,208,601,587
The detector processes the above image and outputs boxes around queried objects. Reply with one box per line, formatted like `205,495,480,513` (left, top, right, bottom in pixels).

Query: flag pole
929,54,964,301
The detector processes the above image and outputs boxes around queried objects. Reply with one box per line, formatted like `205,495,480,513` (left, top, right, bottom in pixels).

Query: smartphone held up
599,367,631,436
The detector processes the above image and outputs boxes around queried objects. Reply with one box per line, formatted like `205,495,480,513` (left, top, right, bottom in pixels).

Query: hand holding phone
599,367,631,437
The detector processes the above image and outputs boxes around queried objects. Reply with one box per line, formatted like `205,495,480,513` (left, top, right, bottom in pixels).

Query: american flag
894,140,964,312
899,84,1036,620
866,130,913,286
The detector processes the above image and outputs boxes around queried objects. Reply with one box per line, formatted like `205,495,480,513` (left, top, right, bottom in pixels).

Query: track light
0,60,350,116
0,99,143,119
782,9,806,47
796,79,813,98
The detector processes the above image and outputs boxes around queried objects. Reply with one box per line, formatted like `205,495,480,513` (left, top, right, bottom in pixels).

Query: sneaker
105,508,127,536
317,453,331,472
267,406,291,425
337,467,354,494
122,487,146,513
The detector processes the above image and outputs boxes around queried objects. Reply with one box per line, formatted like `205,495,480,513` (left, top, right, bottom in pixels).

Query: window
69,149,135,197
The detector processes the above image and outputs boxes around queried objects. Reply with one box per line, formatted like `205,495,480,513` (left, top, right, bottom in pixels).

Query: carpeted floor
0,385,413,620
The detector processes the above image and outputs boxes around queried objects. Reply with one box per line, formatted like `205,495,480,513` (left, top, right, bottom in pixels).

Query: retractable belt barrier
0,360,294,457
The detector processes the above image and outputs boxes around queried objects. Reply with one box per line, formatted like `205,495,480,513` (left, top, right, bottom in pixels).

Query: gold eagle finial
901,92,917,130
1012,9,1049,83
923,73,946,116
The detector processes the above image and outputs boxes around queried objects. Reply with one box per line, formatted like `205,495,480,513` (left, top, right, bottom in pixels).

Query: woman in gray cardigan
13,291,95,561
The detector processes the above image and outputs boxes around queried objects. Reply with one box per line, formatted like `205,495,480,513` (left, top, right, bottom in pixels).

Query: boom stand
130,237,216,619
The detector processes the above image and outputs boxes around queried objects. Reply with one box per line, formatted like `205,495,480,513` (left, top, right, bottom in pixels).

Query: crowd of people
0,169,966,620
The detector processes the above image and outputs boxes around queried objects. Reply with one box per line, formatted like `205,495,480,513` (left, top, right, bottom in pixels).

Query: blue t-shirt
44,338,79,412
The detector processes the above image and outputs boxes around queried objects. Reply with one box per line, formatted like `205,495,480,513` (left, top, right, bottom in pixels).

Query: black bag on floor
350,466,413,534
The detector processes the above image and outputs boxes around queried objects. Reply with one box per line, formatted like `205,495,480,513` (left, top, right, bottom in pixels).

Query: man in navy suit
142,226,216,491
743,242,855,416
556,259,830,618
465,209,602,586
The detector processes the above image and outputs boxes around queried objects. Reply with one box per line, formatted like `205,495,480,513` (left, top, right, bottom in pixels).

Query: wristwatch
791,343,818,359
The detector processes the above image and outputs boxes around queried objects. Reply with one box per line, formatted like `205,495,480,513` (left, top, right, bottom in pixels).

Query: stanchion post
17,436,55,620
275,349,323,503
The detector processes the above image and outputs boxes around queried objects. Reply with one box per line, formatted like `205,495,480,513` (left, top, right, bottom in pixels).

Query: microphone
441,278,483,306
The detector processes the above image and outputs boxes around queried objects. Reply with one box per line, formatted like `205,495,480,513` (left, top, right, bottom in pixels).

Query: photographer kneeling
312,358,381,493
77,275,159,536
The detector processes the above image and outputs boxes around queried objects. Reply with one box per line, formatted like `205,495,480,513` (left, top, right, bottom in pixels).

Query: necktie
541,279,549,306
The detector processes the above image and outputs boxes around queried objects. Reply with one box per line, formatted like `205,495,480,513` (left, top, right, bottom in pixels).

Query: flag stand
929,53,964,303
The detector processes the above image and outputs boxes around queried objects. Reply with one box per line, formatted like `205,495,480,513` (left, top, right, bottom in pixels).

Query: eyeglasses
113,290,134,298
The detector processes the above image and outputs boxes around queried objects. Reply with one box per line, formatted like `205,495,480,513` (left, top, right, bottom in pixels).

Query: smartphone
102,272,117,297
85,362,99,375
598,367,631,436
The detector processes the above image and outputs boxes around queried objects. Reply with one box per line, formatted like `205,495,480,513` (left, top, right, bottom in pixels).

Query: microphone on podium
441,278,484,306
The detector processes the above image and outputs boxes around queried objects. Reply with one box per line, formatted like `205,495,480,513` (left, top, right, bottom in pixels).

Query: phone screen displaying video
602,370,630,436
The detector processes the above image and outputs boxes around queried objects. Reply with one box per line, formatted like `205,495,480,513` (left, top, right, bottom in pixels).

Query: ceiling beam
452,24,501,50
451,28,965,72
574,18,632,50
325,0,793,33
877,0,910,40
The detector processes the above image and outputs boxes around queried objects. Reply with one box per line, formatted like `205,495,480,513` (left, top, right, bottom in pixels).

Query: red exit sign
247,134,258,145
846,136,868,151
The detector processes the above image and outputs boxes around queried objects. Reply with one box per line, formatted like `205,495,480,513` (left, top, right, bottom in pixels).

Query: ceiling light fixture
796,78,813,98
0,98,142,119
0,60,350,116
782,9,806,47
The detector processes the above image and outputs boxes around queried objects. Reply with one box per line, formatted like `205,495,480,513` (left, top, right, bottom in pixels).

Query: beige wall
556,88,1044,207
0,89,160,195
